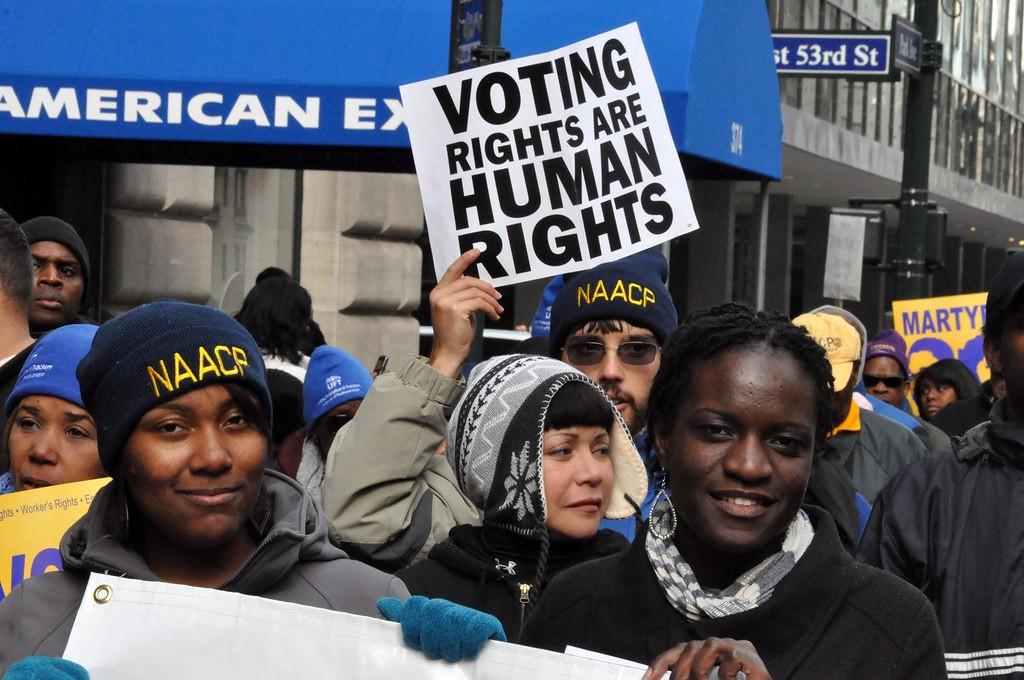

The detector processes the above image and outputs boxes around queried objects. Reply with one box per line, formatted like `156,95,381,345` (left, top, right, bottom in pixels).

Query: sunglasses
563,340,660,366
863,374,906,389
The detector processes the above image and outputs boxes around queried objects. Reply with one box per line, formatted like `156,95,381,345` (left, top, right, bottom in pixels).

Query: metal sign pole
755,180,770,311
894,0,940,299
447,0,510,364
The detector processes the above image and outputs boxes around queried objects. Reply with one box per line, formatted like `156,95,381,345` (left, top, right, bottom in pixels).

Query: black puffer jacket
397,524,626,639
859,400,1024,679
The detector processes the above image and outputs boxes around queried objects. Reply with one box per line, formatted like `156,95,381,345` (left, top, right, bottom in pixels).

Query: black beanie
548,249,678,356
20,216,91,297
77,301,272,473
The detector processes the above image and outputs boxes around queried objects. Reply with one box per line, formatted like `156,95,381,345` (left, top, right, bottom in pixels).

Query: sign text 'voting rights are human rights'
401,23,698,287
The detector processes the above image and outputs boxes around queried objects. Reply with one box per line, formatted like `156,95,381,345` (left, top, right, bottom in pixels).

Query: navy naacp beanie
20,216,91,298
77,301,271,473
548,249,678,357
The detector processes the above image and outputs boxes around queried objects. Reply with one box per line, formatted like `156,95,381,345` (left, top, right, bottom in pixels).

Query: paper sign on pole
892,292,989,382
64,574,640,680
401,22,699,287
0,478,110,602
822,213,865,302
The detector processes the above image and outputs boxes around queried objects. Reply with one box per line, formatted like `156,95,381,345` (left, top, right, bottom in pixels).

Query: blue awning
0,1,781,179
500,2,782,179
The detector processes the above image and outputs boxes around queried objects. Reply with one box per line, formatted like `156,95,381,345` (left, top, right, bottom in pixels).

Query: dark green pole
894,0,940,299
473,0,510,67
468,0,509,363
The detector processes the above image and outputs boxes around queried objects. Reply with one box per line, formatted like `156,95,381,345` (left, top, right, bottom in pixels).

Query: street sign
892,15,922,75
450,0,484,72
773,32,892,78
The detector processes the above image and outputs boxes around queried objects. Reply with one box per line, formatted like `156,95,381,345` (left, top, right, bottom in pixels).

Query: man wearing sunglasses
862,330,913,407
860,330,950,452
548,249,678,541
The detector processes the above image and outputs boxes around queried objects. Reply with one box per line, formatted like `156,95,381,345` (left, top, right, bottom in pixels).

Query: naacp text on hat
577,278,656,308
809,334,845,354
147,346,250,398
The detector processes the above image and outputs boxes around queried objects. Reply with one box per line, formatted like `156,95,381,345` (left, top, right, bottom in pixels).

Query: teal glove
3,657,89,680
377,595,507,663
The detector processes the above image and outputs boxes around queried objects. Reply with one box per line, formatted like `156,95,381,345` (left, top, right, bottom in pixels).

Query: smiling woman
0,301,407,670
521,303,947,680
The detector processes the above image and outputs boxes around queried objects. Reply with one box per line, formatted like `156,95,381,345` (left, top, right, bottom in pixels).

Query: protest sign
64,574,639,679
822,213,865,302
0,477,110,602
892,292,988,381
401,23,699,287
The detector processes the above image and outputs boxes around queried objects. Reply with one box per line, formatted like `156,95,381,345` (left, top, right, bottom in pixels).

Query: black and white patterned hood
446,354,647,538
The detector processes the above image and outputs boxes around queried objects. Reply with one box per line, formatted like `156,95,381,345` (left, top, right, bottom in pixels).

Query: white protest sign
401,23,699,287
823,213,866,302
63,574,642,680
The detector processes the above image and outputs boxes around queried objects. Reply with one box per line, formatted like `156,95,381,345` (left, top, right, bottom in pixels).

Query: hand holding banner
401,23,698,287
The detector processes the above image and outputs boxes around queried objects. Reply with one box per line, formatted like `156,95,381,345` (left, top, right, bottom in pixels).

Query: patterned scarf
645,497,814,620
295,436,325,506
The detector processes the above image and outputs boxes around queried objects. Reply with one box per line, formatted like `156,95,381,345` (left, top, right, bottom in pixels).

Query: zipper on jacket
518,582,532,632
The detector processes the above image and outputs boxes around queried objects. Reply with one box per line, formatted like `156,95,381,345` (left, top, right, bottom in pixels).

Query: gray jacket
321,355,481,571
826,407,928,503
0,470,407,671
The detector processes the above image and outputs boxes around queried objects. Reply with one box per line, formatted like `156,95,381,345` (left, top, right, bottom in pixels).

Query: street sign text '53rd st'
773,32,892,78
773,15,924,80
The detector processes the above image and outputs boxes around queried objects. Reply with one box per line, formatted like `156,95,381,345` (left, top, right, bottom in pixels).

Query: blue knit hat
5,324,98,416
530,276,565,338
548,249,678,357
76,301,271,473
303,345,372,425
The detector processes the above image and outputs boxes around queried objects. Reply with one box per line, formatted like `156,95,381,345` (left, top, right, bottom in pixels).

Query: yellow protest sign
892,292,988,382
0,477,110,602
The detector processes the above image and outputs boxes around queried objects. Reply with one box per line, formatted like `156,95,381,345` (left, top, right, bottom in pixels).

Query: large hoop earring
648,480,677,541
122,497,131,537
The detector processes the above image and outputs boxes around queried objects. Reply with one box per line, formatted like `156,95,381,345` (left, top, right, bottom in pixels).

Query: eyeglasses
563,340,660,366
863,374,906,389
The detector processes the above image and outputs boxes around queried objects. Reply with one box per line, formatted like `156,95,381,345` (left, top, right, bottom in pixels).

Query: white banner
823,213,866,302
401,23,698,287
63,574,643,679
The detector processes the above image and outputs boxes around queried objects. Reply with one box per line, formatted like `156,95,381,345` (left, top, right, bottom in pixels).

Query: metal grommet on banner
93,584,113,604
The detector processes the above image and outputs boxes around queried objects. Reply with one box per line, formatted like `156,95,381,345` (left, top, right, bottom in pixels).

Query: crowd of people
0,204,1018,679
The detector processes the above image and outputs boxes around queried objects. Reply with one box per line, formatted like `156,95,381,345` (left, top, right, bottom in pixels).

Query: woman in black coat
398,353,649,640
520,304,946,679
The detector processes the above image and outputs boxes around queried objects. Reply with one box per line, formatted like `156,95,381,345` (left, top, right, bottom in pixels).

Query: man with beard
19,216,91,335
548,249,678,540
